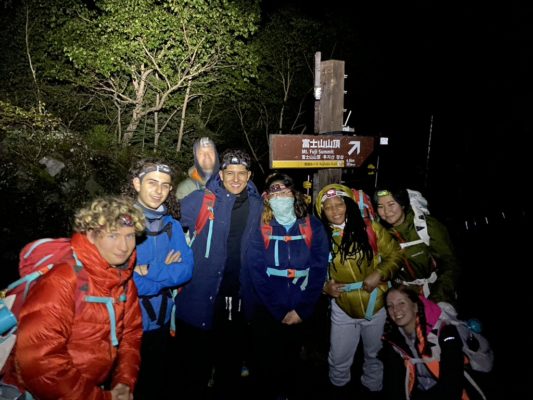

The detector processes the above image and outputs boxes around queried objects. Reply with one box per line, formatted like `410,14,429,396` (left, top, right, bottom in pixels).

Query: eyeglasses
376,190,392,197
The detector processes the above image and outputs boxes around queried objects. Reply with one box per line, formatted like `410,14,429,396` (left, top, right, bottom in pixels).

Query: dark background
2,0,529,396
264,1,529,397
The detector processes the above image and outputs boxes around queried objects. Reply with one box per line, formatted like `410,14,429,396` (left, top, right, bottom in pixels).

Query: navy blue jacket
175,175,263,330
243,216,329,322
134,215,194,331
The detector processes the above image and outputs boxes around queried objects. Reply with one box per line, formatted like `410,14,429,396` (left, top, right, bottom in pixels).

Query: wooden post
313,57,345,200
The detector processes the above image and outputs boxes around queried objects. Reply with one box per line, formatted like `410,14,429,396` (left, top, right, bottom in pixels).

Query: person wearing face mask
242,173,329,400
315,184,402,399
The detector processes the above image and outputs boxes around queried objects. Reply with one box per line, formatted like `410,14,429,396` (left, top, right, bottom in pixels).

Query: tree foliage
60,0,260,147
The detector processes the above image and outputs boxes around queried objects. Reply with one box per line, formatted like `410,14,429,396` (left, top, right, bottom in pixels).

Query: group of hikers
0,137,489,400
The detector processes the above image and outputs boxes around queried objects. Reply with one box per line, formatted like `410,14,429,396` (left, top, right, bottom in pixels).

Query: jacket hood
71,232,136,288
193,138,220,180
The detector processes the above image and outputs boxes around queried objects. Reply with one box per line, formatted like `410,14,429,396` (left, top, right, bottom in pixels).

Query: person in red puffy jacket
2,196,145,400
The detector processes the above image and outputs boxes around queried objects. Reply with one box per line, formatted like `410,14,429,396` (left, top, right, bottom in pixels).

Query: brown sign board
269,134,375,169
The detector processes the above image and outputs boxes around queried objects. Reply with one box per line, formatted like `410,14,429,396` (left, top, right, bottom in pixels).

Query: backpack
188,189,216,258
402,189,430,249
437,301,494,374
352,188,378,255
0,238,87,371
389,300,493,400
0,238,126,372
260,215,313,250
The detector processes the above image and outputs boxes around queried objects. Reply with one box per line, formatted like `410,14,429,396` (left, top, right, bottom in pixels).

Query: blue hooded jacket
134,214,194,331
175,175,263,330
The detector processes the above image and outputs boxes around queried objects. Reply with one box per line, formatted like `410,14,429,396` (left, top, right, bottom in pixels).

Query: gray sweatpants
328,300,386,391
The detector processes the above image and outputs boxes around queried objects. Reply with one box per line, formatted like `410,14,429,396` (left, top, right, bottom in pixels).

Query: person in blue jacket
243,172,329,400
175,149,263,399
122,158,194,400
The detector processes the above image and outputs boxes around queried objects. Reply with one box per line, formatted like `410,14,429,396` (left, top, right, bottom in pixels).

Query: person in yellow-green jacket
315,184,402,397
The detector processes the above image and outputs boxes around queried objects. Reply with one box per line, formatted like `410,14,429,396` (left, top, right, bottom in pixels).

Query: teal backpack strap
204,214,214,258
341,281,382,321
84,295,127,347
266,267,310,290
267,234,305,266
170,288,178,337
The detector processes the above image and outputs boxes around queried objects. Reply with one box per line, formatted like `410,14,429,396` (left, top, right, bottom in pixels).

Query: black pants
175,296,248,399
134,326,174,400
249,307,305,400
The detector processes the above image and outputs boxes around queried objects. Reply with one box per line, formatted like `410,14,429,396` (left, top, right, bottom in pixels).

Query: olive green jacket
331,222,402,319
389,211,460,304
175,166,207,200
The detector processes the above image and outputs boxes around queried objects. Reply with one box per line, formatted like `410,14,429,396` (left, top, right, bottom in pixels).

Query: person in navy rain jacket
175,149,263,399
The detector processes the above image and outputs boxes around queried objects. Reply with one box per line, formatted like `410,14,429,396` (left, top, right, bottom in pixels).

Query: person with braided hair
315,183,402,398
381,286,477,400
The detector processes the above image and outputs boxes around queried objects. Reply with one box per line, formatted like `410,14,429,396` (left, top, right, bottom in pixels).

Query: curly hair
317,195,374,270
74,196,145,234
121,158,180,219
262,172,308,225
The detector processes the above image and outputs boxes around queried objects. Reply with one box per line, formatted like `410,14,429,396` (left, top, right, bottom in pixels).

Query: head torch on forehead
268,183,289,194
221,156,249,170
119,214,134,227
320,188,350,204
376,190,392,197
199,137,214,148
138,164,172,180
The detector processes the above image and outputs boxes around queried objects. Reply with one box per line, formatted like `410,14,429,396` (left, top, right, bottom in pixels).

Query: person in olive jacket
374,188,460,305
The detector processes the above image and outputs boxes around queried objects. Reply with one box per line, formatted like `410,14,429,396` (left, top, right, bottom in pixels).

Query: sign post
270,134,375,169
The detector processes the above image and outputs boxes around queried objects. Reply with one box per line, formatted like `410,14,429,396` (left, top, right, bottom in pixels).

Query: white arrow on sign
348,141,361,156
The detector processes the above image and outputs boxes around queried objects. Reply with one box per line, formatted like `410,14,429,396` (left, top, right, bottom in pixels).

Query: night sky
266,6,529,392
266,0,526,220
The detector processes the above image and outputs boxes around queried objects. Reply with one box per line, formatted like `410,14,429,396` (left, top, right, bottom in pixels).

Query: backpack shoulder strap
194,189,215,235
261,221,273,249
298,215,313,248
366,222,378,255
71,251,89,314
190,189,216,257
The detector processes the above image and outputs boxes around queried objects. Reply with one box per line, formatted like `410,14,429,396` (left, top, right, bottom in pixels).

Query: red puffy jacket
3,233,143,400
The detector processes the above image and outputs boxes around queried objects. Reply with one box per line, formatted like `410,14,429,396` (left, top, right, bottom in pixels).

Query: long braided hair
319,196,374,271
384,286,431,356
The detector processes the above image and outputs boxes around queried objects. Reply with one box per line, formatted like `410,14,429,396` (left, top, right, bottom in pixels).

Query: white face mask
269,197,296,226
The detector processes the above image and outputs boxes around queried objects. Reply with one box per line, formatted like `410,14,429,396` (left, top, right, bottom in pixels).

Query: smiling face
133,171,172,210
376,194,405,227
88,226,137,267
219,164,251,195
323,196,347,226
385,289,418,335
